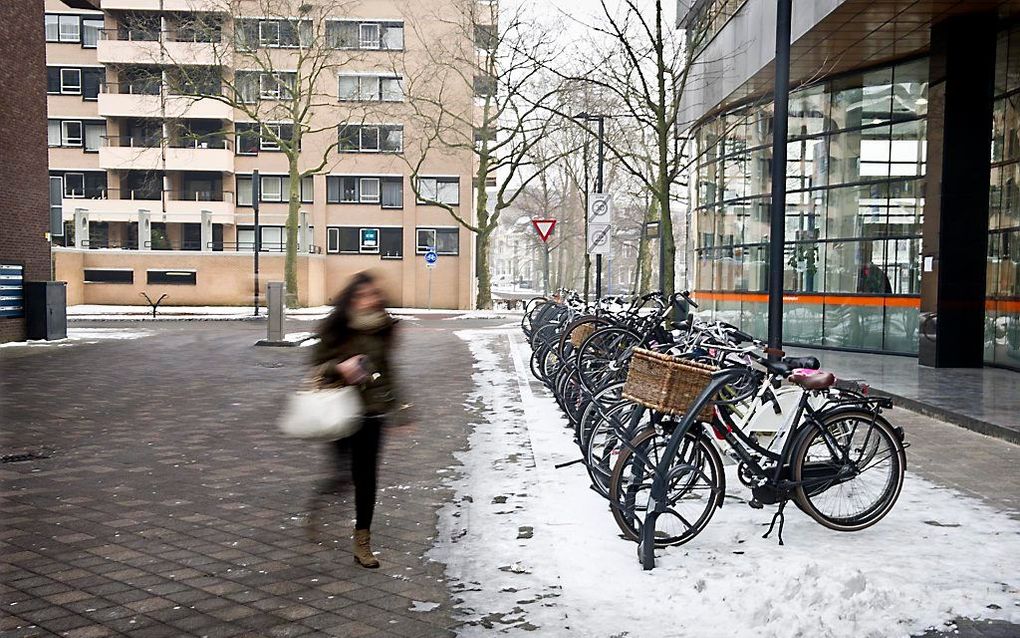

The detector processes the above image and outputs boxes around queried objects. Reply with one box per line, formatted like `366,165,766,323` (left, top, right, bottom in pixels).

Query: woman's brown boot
352,529,379,568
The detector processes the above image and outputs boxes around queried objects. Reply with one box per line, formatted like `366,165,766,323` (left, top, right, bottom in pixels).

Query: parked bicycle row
520,291,909,569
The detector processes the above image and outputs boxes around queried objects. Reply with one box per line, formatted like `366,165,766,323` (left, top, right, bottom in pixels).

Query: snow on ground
431,328,1020,638
0,328,151,350
67,304,494,321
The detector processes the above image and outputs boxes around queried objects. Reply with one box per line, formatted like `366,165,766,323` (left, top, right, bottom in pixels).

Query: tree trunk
476,228,493,309
284,156,300,307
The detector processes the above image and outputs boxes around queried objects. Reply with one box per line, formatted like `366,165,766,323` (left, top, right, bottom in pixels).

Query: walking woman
310,271,397,568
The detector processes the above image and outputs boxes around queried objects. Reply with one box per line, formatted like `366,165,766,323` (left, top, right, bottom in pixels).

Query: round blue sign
424,250,438,264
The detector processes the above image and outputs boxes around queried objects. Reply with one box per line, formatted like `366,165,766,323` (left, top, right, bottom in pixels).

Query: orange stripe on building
695,291,921,309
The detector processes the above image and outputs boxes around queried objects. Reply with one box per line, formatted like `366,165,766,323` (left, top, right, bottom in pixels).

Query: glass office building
689,22,1020,370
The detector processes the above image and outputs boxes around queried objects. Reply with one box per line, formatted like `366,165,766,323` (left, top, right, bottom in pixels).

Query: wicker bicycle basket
569,322,596,347
622,348,718,421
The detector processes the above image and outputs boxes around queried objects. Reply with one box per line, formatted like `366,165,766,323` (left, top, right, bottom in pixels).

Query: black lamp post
767,0,793,357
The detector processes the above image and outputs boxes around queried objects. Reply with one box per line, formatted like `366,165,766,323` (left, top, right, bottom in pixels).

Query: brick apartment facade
0,0,54,342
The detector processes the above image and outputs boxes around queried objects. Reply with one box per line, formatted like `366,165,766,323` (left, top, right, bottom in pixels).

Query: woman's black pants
329,415,383,530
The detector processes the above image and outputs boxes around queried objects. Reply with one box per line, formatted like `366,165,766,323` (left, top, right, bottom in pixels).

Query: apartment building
681,0,1020,370
45,0,479,309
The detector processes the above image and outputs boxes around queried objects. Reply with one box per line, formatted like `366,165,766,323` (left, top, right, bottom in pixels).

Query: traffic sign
588,222,612,257
588,193,613,224
532,219,556,242
424,248,438,269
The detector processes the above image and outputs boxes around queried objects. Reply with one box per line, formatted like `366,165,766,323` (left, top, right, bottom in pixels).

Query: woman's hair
316,271,391,347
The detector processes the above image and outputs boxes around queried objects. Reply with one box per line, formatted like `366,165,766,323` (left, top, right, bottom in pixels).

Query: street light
767,0,793,358
574,112,607,299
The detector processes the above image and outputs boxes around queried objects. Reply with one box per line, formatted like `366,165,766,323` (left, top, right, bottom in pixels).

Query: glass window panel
995,31,1010,97
416,229,436,252
381,77,403,102
46,15,60,41
261,176,282,201
891,58,928,119
338,75,358,100
381,126,402,152
82,19,102,48
993,98,1006,164
783,299,824,345
884,305,919,354
58,15,80,42
830,67,893,131
888,120,926,177
1008,28,1020,93
381,178,403,208
823,300,884,349
48,121,61,146
237,177,252,206
360,178,380,202
341,176,358,202
84,123,104,151
1004,94,1020,163
326,176,340,202
1002,162,1020,228
360,126,379,151
301,175,313,203
825,183,887,239
61,121,82,146
746,146,772,197
437,180,459,204
436,229,459,254
381,24,403,49
788,84,827,138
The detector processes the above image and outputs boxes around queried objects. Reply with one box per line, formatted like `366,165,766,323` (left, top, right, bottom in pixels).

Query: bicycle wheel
609,426,725,546
577,381,624,449
791,410,905,532
584,400,649,497
577,327,639,392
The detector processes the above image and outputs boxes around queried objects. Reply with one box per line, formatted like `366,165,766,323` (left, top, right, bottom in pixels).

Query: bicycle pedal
748,499,764,510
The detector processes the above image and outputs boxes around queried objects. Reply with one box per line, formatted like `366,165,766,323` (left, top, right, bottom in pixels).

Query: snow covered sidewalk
432,327,1020,637
66,304,520,322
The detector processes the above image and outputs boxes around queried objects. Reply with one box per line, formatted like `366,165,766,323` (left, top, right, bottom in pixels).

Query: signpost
424,248,437,309
252,169,260,316
587,195,613,298
532,219,556,294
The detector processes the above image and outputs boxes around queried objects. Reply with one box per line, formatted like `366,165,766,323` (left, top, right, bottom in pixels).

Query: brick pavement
1,318,495,638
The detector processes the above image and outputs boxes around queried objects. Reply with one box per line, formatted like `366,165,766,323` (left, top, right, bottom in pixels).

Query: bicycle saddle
788,368,836,390
762,356,820,376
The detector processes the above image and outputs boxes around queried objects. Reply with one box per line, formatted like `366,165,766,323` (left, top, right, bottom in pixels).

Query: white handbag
278,384,363,441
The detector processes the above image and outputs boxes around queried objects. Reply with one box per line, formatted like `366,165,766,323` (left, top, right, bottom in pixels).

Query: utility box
24,281,67,341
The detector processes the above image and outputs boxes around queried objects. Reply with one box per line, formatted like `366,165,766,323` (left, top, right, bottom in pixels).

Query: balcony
99,0,225,11
98,136,235,173
61,188,236,223
98,84,233,120
97,34,219,66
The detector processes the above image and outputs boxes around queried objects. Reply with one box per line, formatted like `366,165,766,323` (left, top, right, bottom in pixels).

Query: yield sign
532,219,556,242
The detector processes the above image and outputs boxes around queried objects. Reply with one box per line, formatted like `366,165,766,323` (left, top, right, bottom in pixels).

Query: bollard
256,282,291,347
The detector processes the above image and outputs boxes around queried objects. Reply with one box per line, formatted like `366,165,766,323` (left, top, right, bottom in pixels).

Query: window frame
60,68,82,95
416,228,437,253
300,175,313,203
48,120,62,147
63,172,86,198
81,18,103,48
326,227,340,253
258,20,281,47
417,227,459,255
260,175,283,202
45,15,61,42
61,120,83,147
236,175,253,206
359,22,380,49
58,15,81,43
260,123,281,151
417,176,460,205
359,177,380,203
359,227,380,254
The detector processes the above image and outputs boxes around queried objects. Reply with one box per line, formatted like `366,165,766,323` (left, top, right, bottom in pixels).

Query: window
418,177,460,205
328,21,403,50
416,228,436,252
61,121,83,147
301,175,313,203
60,68,81,94
147,270,196,285
381,178,403,208
235,123,258,154
261,123,281,150
338,74,403,102
360,23,380,49
58,15,80,42
82,68,103,100
337,124,403,153
380,227,402,258
64,172,85,197
258,20,280,47
82,19,102,48
261,176,283,202
360,228,380,253
360,178,380,203
259,73,291,99
326,227,340,253
474,23,497,51
339,227,359,253
84,122,105,152
84,269,133,284
261,226,283,251
45,15,60,42
417,228,459,254
237,72,295,102
47,121,61,147
237,176,252,206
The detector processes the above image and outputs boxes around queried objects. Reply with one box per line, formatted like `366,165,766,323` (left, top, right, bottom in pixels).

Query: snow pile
431,328,1020,638
0,328,151,349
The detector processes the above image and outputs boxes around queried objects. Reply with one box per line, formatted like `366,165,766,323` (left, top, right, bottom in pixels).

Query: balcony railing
70,238,321,253
219,241,322,254
103,135,232,151
100,27,223,43
63,188,236,203
102,80,161,96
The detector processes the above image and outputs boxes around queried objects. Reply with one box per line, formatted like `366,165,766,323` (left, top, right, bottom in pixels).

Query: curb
869,387,1020,446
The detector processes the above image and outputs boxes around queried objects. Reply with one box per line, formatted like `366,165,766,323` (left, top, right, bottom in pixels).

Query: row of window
45,13,103,47
84,269,197,285
234,175,459,207
46,66,104,100
324,227,459,256
47,119,105,151
232,71,405,103
235,19,404,51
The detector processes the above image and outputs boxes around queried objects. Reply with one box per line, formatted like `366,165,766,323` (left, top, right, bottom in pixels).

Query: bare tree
156,0,384,306
399,0,567,308
537,0,739,296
